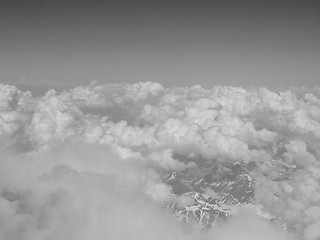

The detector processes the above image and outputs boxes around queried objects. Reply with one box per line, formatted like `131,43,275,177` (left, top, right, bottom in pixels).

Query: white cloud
209,208,290,240
0,82,320,239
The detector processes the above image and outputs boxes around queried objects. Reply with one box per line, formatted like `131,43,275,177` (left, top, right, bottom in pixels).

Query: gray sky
1,0,319,89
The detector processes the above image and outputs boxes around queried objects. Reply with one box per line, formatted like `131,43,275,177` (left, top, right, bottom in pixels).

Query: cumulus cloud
209,208,291,240
0,144,185,240
0,81,319,239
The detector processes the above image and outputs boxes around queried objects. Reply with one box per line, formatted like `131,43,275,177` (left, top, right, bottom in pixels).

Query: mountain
163,160,256,230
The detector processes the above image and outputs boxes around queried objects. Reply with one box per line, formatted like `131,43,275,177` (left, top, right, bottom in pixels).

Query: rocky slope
163,160,256,230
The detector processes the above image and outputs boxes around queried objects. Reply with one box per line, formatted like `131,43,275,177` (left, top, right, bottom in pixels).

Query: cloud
209,208,290,240
0,81,320,239
0,143,191,240
0,142,290,240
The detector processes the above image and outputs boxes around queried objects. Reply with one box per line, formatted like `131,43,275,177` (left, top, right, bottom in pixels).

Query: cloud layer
0,81,319,239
